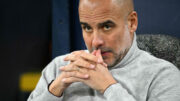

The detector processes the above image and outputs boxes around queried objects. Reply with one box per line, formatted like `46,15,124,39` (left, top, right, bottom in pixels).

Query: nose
92,33,104,48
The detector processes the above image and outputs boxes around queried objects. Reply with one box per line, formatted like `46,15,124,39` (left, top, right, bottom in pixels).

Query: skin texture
79,0,137,67
49,0,138,97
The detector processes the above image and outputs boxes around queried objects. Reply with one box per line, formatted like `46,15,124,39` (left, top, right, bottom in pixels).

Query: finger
64,50,83,61
80,52,101,63
96,49,103,61
62,77,83,84
96,49,107,67
78,67,88,73
91,50,97,56
74,58,95,69
64,71,89,79
96,49,104,64
102,62,108,67
64,54,76,61
60,64,79,72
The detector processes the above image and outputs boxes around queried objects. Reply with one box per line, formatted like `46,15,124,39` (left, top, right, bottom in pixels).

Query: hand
49,50,100,97
49,70,89,97
61,50,117,93
64,50,102,64
82,49,117,93
64,50,107,69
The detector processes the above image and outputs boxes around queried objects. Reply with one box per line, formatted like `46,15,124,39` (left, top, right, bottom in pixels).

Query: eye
83,26,93,33
103,25,111,31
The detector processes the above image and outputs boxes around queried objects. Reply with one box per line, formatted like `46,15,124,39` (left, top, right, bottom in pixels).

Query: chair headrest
137,34,180,69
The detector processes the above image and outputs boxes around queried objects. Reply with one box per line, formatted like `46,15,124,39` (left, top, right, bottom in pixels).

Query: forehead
79,0,123,22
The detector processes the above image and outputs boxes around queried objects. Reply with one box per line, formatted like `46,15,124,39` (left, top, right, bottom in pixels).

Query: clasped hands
49,49,117,97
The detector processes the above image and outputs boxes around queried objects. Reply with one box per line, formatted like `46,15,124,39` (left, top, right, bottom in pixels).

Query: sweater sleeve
27,57,66,101
104,83,137,101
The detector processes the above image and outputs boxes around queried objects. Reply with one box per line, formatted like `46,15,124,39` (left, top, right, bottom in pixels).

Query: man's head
79,0,138,67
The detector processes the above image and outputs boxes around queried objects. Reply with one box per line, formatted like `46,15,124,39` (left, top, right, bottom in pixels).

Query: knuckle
73,60,78,66
83,68,88,73
64,78,70,83
63,72,69,78
85,62,91,67
66,72,71,76
77,50,83,54
74,71,78,76
70,63,75,67
72,51,81,56
74,59,81,65
92,56,98,61
80,52,85,57
71,51,77,55
82,62,90,68
71,62,77,69
61,72,66,77
76,72,83,78
70,72,75,77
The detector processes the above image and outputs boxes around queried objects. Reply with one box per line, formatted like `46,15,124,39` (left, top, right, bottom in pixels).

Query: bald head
79,0,134,20
115,0,134,9
115,0,134,16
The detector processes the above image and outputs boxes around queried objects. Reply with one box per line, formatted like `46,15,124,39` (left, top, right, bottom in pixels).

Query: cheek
113,27,131,53
107,28,130,54
107,32,124,52
83,34,92,50
112,37,123,54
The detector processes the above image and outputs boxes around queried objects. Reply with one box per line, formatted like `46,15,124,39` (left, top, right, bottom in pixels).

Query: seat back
137,34,180,69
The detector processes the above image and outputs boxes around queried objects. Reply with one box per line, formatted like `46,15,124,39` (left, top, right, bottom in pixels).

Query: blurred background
0,0,180,101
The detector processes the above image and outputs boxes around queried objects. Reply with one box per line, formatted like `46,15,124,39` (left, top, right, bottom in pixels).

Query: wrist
48,81,65,97
100,80,117,94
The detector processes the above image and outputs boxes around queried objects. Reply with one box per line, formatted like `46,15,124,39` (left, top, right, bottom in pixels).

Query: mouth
101,51,111,56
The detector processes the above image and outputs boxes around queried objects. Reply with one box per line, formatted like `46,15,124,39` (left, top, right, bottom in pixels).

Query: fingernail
98,58,102,63
90,65,95,69
64,57,67,61
60,66,65,70
104,63,107,67
84,75,89,78
62,78,66,82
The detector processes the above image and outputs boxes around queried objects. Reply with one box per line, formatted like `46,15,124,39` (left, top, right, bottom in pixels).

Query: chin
104,58,115,67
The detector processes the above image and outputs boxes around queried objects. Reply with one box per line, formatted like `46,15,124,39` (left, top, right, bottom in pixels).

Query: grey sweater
28,34,180,101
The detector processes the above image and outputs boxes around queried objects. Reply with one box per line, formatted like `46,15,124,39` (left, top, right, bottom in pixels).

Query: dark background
0,0,180,101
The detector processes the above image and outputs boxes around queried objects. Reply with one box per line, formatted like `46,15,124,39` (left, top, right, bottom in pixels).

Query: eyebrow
98,20,115,28
80,22,90,27
80,20,115,27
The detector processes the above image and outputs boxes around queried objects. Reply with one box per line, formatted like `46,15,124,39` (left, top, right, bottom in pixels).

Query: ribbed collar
111,33,140,70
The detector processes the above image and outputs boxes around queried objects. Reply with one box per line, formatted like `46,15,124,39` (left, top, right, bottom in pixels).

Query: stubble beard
107,47,129,68
90,46,130,68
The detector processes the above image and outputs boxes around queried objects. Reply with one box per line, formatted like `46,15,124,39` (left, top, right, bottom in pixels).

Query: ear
127,11,138,33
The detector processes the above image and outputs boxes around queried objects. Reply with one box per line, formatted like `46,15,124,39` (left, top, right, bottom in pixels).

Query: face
79,0,136,67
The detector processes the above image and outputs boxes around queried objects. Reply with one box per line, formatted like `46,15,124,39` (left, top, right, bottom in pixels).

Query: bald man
28,0,180,101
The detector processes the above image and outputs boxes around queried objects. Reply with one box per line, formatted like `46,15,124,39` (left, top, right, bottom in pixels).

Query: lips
101,51,111,56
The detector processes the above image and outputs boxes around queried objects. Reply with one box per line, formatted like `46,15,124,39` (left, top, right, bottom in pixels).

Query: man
28,0,180,101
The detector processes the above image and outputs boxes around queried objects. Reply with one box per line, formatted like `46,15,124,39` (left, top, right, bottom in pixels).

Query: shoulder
53,50,89,68
139,51,180,99
141,50,178,68
137,50,180,80
41,53,70,80
41,50,89,78
136,50,180,90
53,54,70,68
